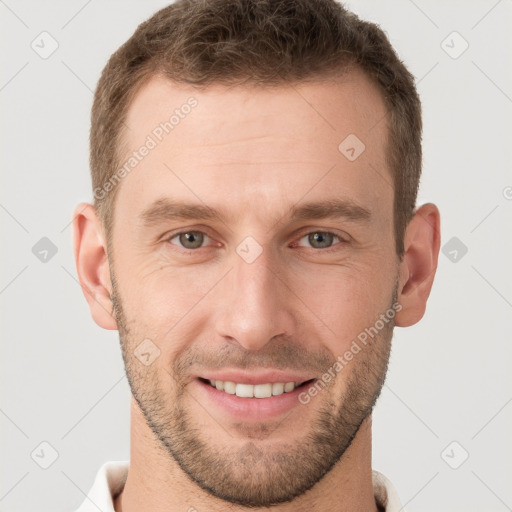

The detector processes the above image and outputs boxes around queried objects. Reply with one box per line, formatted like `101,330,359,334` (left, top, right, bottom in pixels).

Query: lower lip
193,379,314,421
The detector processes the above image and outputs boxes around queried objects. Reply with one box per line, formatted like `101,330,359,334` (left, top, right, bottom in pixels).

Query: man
73,0,440,510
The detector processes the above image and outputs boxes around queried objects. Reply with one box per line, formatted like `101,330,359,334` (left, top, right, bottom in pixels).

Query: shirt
75,461,406,512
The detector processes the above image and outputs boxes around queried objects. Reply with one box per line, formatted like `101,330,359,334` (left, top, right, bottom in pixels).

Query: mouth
194,373,318,421
198,377,316,398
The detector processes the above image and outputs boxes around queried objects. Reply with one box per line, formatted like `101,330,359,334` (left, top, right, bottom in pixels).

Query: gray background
1,1,511,511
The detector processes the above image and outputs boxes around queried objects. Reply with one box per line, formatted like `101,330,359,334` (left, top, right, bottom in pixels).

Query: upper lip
198,369,316,385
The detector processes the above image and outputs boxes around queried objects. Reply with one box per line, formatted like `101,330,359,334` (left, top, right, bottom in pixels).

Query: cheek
290,256,396,346
120,260,222,345
147,263,219,301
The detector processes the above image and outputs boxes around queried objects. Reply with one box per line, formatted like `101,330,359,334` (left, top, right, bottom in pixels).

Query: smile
201,378,314,398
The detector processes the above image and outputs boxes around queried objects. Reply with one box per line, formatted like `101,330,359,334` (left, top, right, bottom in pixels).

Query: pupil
181,232,203,248
310,232,332,248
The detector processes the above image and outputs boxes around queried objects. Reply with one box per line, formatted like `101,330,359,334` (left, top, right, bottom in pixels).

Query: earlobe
72,203,118,330
395,203,441,327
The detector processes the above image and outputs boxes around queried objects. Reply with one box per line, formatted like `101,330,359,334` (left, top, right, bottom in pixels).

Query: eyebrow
139,197,372,227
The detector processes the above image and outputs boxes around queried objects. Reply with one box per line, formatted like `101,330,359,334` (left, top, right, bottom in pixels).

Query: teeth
254,384,272,398
284,382,295,392
223,381,236,394
207,379,303,398
236,383,254,398
272,382,284,396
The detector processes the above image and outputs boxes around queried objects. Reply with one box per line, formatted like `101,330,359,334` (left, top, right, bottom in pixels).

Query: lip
198,369,316,385
192,376,316,422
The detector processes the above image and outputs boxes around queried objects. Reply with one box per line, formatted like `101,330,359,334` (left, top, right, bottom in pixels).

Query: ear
72,203,117,330
395,203,441,327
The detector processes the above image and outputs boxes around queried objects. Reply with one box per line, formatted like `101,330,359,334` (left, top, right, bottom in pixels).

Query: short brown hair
90,0,422,256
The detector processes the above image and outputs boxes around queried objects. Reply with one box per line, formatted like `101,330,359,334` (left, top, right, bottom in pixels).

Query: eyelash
164,229,349,253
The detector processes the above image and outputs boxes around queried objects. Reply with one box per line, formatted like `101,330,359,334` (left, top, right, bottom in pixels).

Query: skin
73,69,440,512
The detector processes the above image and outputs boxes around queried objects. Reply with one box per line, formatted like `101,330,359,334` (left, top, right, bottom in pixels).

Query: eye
168,231,211,250
296,231,344,250
165,229,347,252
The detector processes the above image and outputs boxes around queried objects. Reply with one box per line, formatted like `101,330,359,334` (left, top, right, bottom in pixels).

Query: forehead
115,71,391,228
123,69,388,153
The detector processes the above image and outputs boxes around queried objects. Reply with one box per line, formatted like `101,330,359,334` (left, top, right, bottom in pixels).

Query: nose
213,246,296,351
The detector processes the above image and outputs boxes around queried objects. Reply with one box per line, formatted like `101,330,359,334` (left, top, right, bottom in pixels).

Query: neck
114,397,379,512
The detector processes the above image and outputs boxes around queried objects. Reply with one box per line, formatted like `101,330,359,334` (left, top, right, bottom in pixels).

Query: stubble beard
111,272,396,507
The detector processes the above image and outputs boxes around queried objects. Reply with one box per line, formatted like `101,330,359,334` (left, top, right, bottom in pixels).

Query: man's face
109,71,399,506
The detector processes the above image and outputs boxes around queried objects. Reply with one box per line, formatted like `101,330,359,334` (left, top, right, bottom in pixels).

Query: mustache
173,339,335,376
